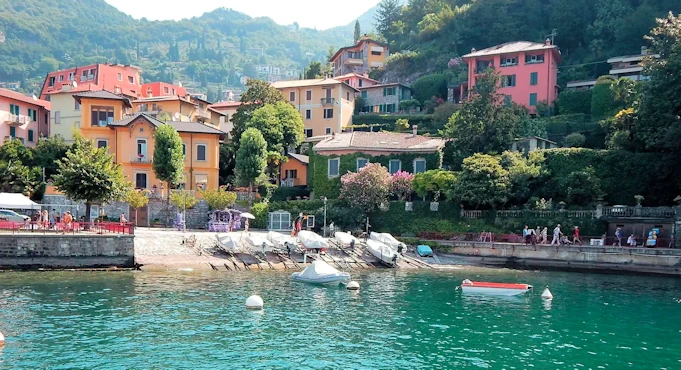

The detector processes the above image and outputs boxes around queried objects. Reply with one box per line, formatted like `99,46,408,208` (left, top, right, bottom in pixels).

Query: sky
104,0,380,30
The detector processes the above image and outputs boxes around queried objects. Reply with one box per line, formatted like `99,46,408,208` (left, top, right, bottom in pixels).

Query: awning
0,193,41,209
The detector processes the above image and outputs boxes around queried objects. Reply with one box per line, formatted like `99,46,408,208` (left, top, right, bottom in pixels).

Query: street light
322,197,328,237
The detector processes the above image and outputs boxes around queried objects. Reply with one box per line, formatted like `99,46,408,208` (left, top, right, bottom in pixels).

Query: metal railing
3,114,32,125
321,98,335,105
129,155,153,164
0,221,134,235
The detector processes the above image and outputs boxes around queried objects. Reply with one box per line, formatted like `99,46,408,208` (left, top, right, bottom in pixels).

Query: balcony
321,97,335,106
4,136,24,144
129,155,153,164
194,108,211,120
3,114,32,126
280,178,300,187
344,58,364,66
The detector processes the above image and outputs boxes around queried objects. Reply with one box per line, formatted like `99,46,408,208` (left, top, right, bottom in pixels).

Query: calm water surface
1,268,680,369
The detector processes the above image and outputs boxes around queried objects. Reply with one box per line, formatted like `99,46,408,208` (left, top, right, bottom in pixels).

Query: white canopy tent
0,193,41,210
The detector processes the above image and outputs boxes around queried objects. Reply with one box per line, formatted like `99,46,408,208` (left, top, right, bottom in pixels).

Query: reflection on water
0,269,680,369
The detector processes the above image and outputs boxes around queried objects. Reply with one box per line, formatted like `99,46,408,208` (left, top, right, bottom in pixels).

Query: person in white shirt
550,224,562,245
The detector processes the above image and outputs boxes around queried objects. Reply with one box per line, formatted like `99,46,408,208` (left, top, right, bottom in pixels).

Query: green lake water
0,268,680,369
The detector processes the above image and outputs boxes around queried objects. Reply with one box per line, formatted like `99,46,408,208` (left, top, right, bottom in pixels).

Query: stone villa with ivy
309,129,446,198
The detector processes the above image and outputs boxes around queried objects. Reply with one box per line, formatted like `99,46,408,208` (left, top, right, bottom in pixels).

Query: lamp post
322,197,328,237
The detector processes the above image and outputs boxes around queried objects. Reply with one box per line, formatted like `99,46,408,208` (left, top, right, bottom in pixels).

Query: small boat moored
291,260,351,285
460,279,533,296
366,239,400,267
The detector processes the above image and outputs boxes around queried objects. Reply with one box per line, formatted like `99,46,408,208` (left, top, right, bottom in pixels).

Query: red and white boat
461,279,533,296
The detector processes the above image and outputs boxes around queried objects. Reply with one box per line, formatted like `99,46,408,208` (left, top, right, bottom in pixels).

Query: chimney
641,46,648,55
545,38,551,46
471,47,476,53
114,86,121,95
412,124,418,137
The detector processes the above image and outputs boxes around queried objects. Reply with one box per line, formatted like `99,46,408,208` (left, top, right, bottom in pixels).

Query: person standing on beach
573,226,582,246
550,224,562,245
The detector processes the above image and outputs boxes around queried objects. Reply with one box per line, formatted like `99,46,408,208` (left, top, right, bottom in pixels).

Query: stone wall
148,198,210,229
0,234,135,268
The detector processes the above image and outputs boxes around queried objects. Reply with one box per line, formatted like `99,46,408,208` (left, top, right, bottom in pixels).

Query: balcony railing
129,155,153,164
321,98,335,106
3,114,32,125
194,108,210,120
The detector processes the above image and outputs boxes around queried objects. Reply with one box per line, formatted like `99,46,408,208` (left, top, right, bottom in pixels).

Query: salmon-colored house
280,153,309,187
140,82,187,98
72,90,225,191
334,73,379,89
462,40,561,113
40,63,142,99
0,87,51,147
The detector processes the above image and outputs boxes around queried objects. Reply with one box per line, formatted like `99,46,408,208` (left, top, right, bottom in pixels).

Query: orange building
279,153,308,187
72,90,225,191
330,36,389,77
131,95,199,123
140,82,187,98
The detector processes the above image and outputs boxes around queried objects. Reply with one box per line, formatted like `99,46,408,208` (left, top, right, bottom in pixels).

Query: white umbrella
241,212,255,219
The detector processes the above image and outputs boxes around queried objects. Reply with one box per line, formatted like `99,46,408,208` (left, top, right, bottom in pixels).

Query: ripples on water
1,268,680,369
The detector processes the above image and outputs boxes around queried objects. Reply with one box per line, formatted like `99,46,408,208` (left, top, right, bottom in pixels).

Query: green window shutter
383,88,386,96
28,130,34,142
530,72,538,86
10,126,16,137
504,95,512,107
361,91,367,98
530,93,537,106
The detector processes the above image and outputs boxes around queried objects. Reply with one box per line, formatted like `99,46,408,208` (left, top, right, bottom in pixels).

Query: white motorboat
215,232,243,253
291,260,350,285
366,239,399,266
369,232,404,251
267,231,297,249
334,231,359,247
298,230,328,250
244,234,275,252
460,279,533,296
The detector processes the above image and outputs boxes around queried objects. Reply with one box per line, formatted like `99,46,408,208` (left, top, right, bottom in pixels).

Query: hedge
556,89,592,115
591,78,622,120
310,151,443,198
535,148,681,206
412,73,449,104
539,113,605,149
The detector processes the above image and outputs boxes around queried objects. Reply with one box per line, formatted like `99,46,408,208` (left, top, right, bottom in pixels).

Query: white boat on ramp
244,234,275,253
298,230,329,251
460,279,533,296
366,239,400,266
215,233,244,253
291,260,350,285
267,231,297,249
369,232,404,251
334,231,359,247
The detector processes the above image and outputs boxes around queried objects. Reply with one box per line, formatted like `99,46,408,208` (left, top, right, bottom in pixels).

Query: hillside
0,0,357,96
375,0,681,85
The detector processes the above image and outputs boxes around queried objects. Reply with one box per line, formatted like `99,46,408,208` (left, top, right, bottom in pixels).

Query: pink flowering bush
391,170,414,201
340,163,392,213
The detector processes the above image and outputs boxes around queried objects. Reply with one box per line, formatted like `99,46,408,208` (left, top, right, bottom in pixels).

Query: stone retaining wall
0,234,135,268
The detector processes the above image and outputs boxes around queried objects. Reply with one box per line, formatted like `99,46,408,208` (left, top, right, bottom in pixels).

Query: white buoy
0,330,5,345
346,281,360,291
246,295,264,310
541,287,553,300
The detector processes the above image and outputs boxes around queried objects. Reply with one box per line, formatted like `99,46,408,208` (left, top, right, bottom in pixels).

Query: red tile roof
209,101,243,109
0,87,51,110
314,131,445,153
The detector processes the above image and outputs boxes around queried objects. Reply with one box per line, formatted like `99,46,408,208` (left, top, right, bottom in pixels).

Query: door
129,205,148,226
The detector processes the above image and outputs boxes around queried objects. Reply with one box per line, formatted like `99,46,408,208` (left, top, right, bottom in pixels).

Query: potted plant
430,190,441,211
634,195,644,206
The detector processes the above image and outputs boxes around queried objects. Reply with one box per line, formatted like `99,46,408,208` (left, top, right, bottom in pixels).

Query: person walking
62,211,73,234
573,226,582,246
529,227,537,246
541,227,548,244
615,227,622,246
523,225,530,244
550,224,562,245
41,210,49,229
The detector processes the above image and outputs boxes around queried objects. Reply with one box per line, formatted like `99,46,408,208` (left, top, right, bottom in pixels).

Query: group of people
523,224,583,246
33,209,75,233
291,213,306,236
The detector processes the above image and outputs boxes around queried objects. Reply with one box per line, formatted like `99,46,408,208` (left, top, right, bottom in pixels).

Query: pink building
0,88,51,147
334,73,379,89
462,40,561,113
40,63,142,99
140,82,187,98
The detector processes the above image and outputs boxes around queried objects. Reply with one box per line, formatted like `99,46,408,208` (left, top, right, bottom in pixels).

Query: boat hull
291,272,351,285
461,286,531,296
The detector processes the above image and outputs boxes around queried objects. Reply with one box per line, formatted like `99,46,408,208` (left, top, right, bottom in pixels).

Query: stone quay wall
0,234,135,269
439,240,681,275
147,198,210,229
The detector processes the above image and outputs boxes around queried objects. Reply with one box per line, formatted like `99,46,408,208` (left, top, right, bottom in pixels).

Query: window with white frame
96,139,108,148
306,90,312,101
268,211,291,231
389,159,401,174
137,139,147,158
325,127,332,135
305,109,311,120
304,128,313,138
135,173,148,189
196,144,207,161
289,91,296,102
356,158,368,171
328,158,340,177
182,143,187,157
324,108,333,119
306,215,315,228
413,158,426,173
117,73,122,81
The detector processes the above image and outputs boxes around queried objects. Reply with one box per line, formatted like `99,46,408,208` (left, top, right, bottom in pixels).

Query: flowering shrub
340,163,392,213
391,170,414,201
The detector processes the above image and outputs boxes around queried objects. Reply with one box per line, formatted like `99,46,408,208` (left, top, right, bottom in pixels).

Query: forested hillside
0,0,354,96
374,0,681,85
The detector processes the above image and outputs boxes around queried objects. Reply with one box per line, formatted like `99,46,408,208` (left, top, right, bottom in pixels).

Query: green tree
200,187,237,210
32,135,70,180
354,20,361,42
170,190,199,209
442,68,521,162
305,61,324,79
231,79,286,146
247,101,305,171
635,12,681,153
375,0,403,44
500,151,541,205
0,161,43,198
394,118,410,132
412,73,449,105
152,125,184,194
0,138,34,164
610,77,638,108
412,169,456,200
565,133,587,148
449,153,510,209
235,128,268,207
564,167,602,206
126,189,149,226
53,134,129,223
590,76,622,119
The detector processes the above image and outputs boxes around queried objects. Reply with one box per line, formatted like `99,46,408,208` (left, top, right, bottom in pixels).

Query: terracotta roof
44,82,102,95
335,73,379,83
357,83,411,91
463,41,559,59
209,101,243,109
109,113,226,135
288,153,309,164
133,95,197,105
329,37,388,62
73,90,132,108
314,132,446,153
0,88,51,110
207,107,226,116
271,78,360,92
